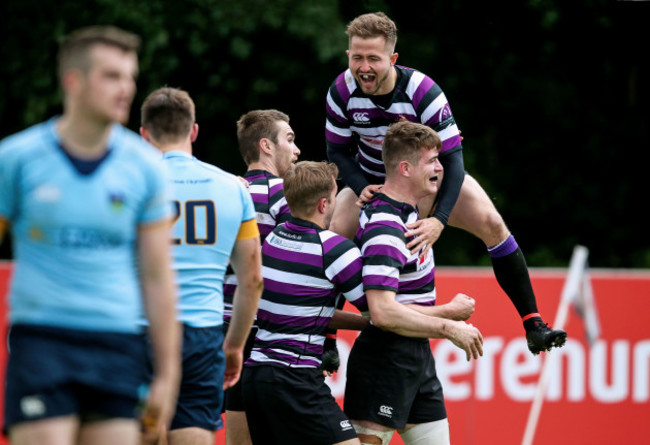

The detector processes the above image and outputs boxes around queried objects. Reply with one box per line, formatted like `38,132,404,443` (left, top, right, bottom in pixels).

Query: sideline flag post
521,245,600,445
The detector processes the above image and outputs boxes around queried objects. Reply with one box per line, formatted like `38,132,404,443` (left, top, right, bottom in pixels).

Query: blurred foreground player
0,26,180,445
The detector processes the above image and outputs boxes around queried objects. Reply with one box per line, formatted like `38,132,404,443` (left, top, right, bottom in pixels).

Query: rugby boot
525,318,567,355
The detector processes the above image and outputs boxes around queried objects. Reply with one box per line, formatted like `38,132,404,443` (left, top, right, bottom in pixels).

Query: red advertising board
1,263,649,444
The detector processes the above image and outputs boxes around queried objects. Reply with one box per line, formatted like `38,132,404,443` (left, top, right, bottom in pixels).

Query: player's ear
190,123,199,143
399,159,411,177
390,52,399,66
61,68,83,95
260,138,273,155
139,127,150,142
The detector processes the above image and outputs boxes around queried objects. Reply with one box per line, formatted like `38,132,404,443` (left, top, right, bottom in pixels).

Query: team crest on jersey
438,104,452,121
109,193,126,213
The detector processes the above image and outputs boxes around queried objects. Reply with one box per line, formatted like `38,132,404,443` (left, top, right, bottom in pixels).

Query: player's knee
352,423,394,445
399,418,450,445
477,209,508,245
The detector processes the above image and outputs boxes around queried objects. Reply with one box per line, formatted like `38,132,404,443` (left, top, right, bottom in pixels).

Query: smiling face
74,44,138,125
347,35,398,96
411,146,443,200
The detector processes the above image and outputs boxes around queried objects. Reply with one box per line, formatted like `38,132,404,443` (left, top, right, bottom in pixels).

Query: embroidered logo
340,420,353,431
378,405,393,418
352,112,370,124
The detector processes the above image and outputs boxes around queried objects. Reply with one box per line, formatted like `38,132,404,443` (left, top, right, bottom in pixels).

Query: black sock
489,235,540,330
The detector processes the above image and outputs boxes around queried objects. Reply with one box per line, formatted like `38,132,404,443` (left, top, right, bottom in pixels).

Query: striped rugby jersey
223,169,291,324
356,193,437,306
246,217,368,368
325,65,462,183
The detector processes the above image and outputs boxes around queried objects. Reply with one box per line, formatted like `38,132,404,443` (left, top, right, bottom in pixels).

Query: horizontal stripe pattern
247,217,367,368
224,170,290,324
356,193,437,305
325,65,462,181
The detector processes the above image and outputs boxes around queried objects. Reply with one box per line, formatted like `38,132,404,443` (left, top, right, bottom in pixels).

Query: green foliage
0,0,647,268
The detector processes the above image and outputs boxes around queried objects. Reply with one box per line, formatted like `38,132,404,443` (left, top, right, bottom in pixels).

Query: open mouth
358,72,376,86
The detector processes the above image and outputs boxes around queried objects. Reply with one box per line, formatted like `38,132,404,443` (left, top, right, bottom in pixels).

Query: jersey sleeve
415,73,465,225
322,233,368,314
359,220,409,293
431,148,465,226
268,178,291,226
239,178,257,223
325,73,370,195
236,218,260,241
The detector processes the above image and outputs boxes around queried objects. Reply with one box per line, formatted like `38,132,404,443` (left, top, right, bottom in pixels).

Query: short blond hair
346,12,397,52
283,161,339,216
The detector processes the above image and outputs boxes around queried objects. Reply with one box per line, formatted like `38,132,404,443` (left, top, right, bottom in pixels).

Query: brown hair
346,12,398,52
141,87,195,144
283,161,339,216
382,121,441,175
236,109,290,166
58,26,140,80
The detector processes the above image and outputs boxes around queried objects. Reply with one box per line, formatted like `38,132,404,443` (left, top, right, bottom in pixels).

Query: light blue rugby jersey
162,151,256,327
0,118,172,333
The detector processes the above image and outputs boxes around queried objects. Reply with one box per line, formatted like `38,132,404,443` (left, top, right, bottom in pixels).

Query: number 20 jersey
162,150,257,327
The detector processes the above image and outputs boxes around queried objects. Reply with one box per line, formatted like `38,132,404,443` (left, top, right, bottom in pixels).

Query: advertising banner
1,263,649,444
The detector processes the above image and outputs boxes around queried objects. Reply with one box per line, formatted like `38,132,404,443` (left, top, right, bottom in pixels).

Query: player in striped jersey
242,161,369,445
345,122,484,445
221,109,300,445
325,12,566,356
140,87,263,445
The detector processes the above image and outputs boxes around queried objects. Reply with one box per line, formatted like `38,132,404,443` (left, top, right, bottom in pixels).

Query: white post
521,245,590,445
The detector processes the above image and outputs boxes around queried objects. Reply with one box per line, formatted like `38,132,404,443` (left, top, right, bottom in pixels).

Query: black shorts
344,325,447,429
242,365,357,445
144,324,225,431
5,324,147,430
222,325,257,412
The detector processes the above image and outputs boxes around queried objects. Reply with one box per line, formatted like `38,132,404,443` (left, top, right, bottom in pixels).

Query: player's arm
224,219,263,389
137,220,181,440
326,140,369,196
405,293,475,321
328,309,370,330
432,148,465,226
367,288,483,361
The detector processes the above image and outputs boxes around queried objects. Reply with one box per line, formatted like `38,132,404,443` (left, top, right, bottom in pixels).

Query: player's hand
405,217,444,259
447,320,483,361
223,345,244,389
140,372,179,444
356,184,383,208
445,293,475,321
319,336,341,375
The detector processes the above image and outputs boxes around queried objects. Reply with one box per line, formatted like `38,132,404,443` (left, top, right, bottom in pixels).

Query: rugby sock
488,235,540,330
